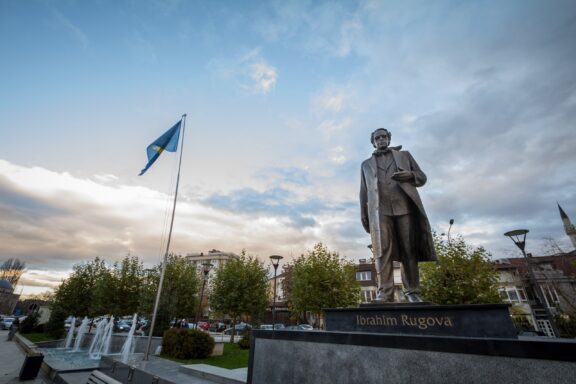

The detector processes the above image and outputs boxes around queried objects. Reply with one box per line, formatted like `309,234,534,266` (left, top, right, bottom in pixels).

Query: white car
0,317,14,330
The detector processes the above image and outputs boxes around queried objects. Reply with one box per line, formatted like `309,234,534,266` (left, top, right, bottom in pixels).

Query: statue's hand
391,170,414,182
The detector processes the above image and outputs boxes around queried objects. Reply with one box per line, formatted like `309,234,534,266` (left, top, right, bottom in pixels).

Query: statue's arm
360,168,370,233
406,151,427,187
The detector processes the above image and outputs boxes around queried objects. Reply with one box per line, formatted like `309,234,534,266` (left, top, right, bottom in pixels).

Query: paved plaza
0,330,49,384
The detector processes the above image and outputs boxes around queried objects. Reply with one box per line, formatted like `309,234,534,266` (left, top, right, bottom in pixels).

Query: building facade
0,279,19,315
355,259,404,303
494,251,576,336
185,249,240,319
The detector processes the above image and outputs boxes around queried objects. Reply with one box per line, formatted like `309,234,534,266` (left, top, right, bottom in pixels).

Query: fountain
88,318,108,358
72,317,90,352
63,316,76,349
119,314,138,363
36,313,163,381
88,316,114,359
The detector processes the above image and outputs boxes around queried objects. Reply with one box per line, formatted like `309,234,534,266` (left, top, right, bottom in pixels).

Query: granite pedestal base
248,330,576,384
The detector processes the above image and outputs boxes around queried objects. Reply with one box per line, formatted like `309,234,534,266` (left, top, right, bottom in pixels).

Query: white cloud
0,159,359,294
328,146,347,165
208,47,278,95
94,174,119,183
312,86,354,113
249,62,277,94
318,119,352,139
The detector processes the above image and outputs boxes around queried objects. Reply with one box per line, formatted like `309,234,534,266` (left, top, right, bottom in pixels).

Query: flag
139,120,182,176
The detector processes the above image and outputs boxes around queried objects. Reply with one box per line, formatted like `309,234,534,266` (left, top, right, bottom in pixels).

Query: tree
209,252,268,340
0,258,26,286
420,234,502,304
51,257,110,317
109,254,143,316
139,254,200,336
288,243,360,328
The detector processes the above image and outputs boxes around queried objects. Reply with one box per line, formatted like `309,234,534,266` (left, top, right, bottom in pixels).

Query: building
185,249,240,270
493,251,576,336
185,249,240,320
558,203,576,249
0,279,19,315
14,299,52,324
267,271,290,324
356,259,404,303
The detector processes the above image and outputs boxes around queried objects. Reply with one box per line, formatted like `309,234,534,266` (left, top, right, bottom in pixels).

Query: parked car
187,321,209,331
284,324,314,331
259,324,285,330
64,317,81,329
224,323,252,335
0,317,14,330
209,322,227,332
115,320,133,332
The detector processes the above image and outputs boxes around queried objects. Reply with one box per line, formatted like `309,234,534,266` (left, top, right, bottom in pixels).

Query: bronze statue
360,128,436,303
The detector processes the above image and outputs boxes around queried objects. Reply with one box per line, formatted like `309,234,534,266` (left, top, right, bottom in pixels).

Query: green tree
109,254,143,316
51,257,110,317
420,234,502,304
209,252,268,340
288,243,360,328
139,254,200,336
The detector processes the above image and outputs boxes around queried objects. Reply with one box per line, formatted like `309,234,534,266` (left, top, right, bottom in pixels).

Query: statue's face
373,131,390,150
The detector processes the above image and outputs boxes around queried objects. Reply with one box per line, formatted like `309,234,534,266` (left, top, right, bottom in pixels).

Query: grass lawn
20,332,57,343
162,342,249,369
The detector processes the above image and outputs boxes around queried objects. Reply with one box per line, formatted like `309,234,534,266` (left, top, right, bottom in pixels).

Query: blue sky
1,0,575,295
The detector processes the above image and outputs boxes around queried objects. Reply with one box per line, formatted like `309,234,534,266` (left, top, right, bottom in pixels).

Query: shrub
556,315,576,338
162,328,215,359
237,329,251,350
45,306,67,339
19,312,40,334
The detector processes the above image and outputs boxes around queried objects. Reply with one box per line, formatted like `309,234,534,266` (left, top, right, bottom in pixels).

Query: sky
1,0,575,296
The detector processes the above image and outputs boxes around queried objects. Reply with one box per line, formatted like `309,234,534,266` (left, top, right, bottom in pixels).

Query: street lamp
269,255,283,327
447,219,454,244
504,229,559,337
195,262,213,325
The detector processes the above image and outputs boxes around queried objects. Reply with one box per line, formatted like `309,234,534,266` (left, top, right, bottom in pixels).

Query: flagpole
144,113,187,360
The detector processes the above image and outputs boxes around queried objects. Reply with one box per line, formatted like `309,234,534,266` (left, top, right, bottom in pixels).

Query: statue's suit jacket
360,149,437,262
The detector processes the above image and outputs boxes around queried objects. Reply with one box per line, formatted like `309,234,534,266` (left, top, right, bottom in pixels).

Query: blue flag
139,120,182,176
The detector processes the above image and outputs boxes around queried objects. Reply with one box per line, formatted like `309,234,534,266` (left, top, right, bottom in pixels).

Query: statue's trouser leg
375,215,396,301
396,214,419,295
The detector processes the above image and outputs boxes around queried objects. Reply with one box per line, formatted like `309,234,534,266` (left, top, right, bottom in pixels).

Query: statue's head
371,128,391,149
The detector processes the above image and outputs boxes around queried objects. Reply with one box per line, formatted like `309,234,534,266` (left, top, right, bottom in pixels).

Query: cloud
0,160,365,294
94,174,119,183
248,61,277,94
327,146,347,165
208,47,278,94
318,119,352,138
313,88,351,113
203,187,318,228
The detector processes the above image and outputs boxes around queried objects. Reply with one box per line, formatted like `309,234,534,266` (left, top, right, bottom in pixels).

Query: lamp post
269,255,283,327
195,262,213,326
504,229,559,337
447,219,454,244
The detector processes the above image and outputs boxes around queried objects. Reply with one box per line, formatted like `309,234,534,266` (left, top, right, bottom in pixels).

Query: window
498,287,528,304
361,289,376,303
540,284,560,308
356,271,372,281
537,319,555,337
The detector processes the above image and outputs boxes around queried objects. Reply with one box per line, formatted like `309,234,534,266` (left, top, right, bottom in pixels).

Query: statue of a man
360,128,436,303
